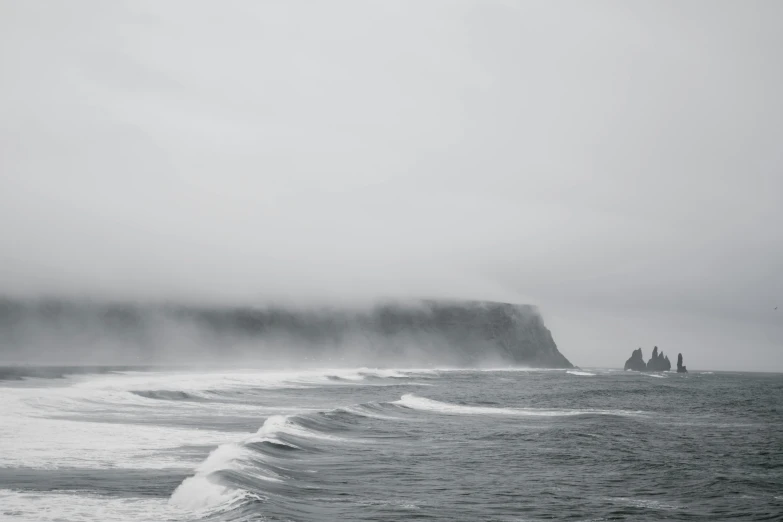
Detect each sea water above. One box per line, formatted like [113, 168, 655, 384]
[1, 367, 781, 521]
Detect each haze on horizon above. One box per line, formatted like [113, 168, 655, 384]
[1, 1, 781, 372]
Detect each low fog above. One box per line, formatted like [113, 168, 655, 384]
[1, 1, 781, 371]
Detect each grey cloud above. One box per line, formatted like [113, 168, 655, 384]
[1, 1, 781, 370]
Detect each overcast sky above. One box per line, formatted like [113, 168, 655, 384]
[1, 1, 781, 371]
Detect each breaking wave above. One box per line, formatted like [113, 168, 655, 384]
[169, 409, 368, 515]
[125, 369, 433, 403]
[393, 394, 644, 417]
[168, 391, 648, 518]
[566, 370, 596, 376]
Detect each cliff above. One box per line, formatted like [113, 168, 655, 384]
[0, 298, 573, 368]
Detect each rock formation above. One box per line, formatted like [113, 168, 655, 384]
[676, 353, 688, 373]
[624, 346, 680, 372]
[624, 348, 647, 371]
[646, 346, 671, 372]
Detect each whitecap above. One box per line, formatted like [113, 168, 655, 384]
[169, 474, 254, 512]
[393, 394, 643, 417]
[0, 488, 191, 522]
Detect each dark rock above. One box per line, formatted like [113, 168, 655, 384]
[624, 347, 647, 371]
[624, 346, 680, 372]
[677, 353, 688, 373]
[646, 345, 671, 372]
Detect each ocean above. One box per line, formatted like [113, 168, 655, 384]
[1, 366, 781, 521]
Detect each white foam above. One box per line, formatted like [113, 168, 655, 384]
[0, 389, 230, 470]
[169, 421, 296, 513]
[255, 414, 292, 438]
[398, 369, 439, 375]
[170, 413, 339, 512]
[194, 443, 250, 475]
[0, 489, 191, 522]
[341, 405, 411, 421]
[251, 413, 349, 442]
[0, 369, 328, 473]
[168, 443, 271, 513]
[0, 367, 410, 520]
[415, 367, 568, 373]
[168, 474, 252, 512]
[2, 366, 400, 473]
[171, 411, 354, 510]
[642, 373, 667, 378]
[67, 367, 416, 398]
[605, 496, 680, 510]
[394, 394, 643, 417]
[566, 370, 596, 376]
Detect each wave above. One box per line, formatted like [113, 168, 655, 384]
[170, 417, 302, 511]
[393, 394, 643, 417]
[169, 444, 268, 512]
[566, 370, 596, 376]
[0, 365, 139, 382]
[170, 393, 471, 516]
[130, 390, 206, 402]
[120, 368, 432, 404]
[169, 408, 369, 514]
[338, 403, 413, 421]
[165, 387, 645, 517]
[0, 488, 192, 522]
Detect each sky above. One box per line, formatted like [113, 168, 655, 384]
[1, 0, 782, 371]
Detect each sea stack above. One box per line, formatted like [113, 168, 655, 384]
[623, 346, 679, 372]
[624, 348, 647, 371]
[677, 353, 688, 373]
[646, 346, 672, 372]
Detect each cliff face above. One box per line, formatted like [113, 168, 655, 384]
[0, 298, 573, 368]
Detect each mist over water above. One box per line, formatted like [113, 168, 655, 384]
[0, 297, 571, 369]
[1, 2, 783, 519]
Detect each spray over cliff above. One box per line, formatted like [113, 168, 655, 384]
[0, 298, 573, 368]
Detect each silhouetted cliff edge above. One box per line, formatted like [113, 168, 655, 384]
[0, 298, 573, 368]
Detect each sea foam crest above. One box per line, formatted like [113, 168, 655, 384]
[170, 411, 350, 512]
[169, 443, 262, 512]
[394, 394, 643, 417]
[169, 415, 299, 512]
